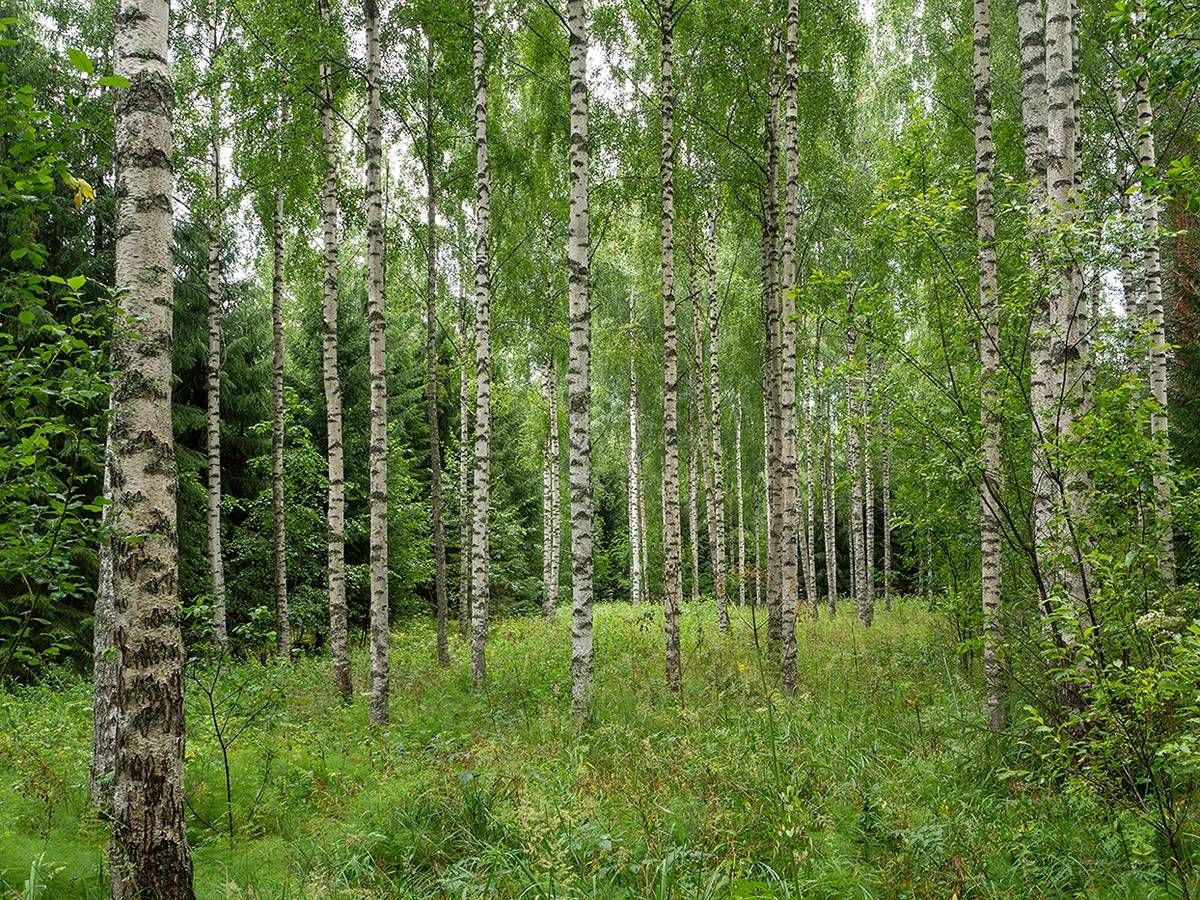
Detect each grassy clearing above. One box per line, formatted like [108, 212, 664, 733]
[0, 602, 1171, 897]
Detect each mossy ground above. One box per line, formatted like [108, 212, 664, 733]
[0, 602, 1170, 897]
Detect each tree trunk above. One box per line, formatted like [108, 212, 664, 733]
[974, 0, 1004, 730]
[1133, 3, 1175, 583]
[823, 391, 837, 615]
[735, 394, 746, 607]
[365, 0, 390, 725]
[1046, 0, 1089, 638]
[424, 42, 450, 668]
[863, 350, 875, 621]
[763, 45, 783, 653]
[320, 0, 351, 702]
[629, 348, 643, 605]
[659, 0, 682, 694]
[543, 366, 555, 615]
[271, 157, 290, 658]
[638, 452, 649, 596]
[803, 322, 818, 617]
[549, 358, 562, 615]
[566, 0, 595, 718]
[704, 210, 729, 630]
[457, 233, 472, 639]
[1018, 0, 1059, 640]
[847, 298, 868, 626]
[881, 401, 892, 612]
[470, 0, 493, 690]
[691, 245, 716, 599]
[109, 0, 194, 888]
[90, 408, 117, 810]
[688, 421, 701, 603]
[206, 9, 226, 648]
[779, 0, 802, 690]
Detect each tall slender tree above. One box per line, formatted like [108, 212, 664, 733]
[424, 39, 450, 668]
[847, 294, 868, 626]
[271, 137, 290, 658]
[320, 0, 351, 702]
[628, 320, 643, 605]
[735, 394, 746, 607]
[566, 0, 595, 717]
[762, 43, 783, 651]
[109, 0, 194, 888]
[457, 223, 472, 638]
[659, 0, 682, 694]
[863, 350, 875, 618]
[704, 209, 729, 630]
[1133, 1, 1175, 583]
[206, 5, 226, 647]
[974, 0, 1004, 731]
[779, 0, 802, 690]
[365, 0, 390, 726]
[470, 0, 494, 689]
[822, 390, 837, 615]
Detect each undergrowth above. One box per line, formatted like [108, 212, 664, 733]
[0, 602, 1174, 897]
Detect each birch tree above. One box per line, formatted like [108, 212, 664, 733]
[659, 0, 682, 694]
[704, 209, 729, 630]
[458, 229, 472, 639]
[566, 0, 595, 717]
[424, 40, 450, 668]
[109, 0, 194, 888]
[779, 0, 802, 690]
[628, 334, 643, 606]
[974, 0, 1004, 730]
[205, 7, 227, 648]
[1133, 2, 1175, 583]
[320, 0, 351, 702]
[271, 125, 290, 658]
[470, 0, 494, 688]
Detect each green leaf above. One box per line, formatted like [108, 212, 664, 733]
[66, 47, 93, 74]
[98, 74, 132, 89]
[66, 275, 86, 290]
[17, 309, 34, 325]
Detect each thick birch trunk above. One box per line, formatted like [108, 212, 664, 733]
[691, 247, 716, 598]
[543, 367, 555, 615]
[779, 0, 802, 690]
[470, 0, 493, 689]
[660, 0, 683, 694]
[974, 0, 1004, 730]
[365, 0, 390, 725]
[320, 0, 351, 702]
[424, 44, 450, 668]
[704, 210, 729, 630]
[566, 0, 595, 718]
[109, 0, 194, 888]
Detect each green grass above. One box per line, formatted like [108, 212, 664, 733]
[0, 601, 1172, 897]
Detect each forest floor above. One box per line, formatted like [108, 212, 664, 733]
[0, 601, 1173, 898]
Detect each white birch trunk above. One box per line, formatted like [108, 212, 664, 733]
[109, 0, 194, 887]
[1134, 3, 1175, 583]
[271, 178, 290, 658]
[365, 0, 390, 726]
[470, 0, 493, 688]
[457, 242, 472, 639]
[974, 0, 1004, 729]
[704, 210, 729, 630]
[660, 0, 682, 693]
[320, 0, 351, 702]
[206, 10, 225, 647]
[629, 357, 643, 605]
[823, 391, 838, 615]
[779, 0, 802, 690]
[566, 0, 595, 717]
[735, 394, 746, 607]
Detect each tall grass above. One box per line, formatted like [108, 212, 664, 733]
[0, 602, 1171, 897]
